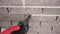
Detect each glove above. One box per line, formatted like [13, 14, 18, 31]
[1, 25, 20, 34]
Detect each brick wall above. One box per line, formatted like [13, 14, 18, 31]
[0, 0, 60, 34]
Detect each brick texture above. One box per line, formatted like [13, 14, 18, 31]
[9, 8, 42, 14]
[1, 0, 60, 34]
[0, 14, 11, 21]
[40, 21, 60, 34]
[29, 16, 56, 21]
[28, 22, 40, 33]
[0, 0, 22, 6]
[0, 7, 8, 14]
[43, 8, 60, 15]
[25, 0, 43, 6]
[10, 14, 24, 21]
[1, 21, 11, 27]
[25, 0, 60, 6]
[57, 16, 60, 21]
[43, 0, 60, 6]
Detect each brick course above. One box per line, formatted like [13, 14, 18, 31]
[0, 0, 60, 34]
[0, 0, 22, 6]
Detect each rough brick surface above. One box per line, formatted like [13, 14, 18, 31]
[0, 14, 11, 21]
[25, 8, 42, 14]
[1, 21, 11, 27]
[43, 0, 60, 6]
[27, 33, 37, 34]
[41, 21, 60, 27]
[0, 14, 25, 26]
[0, 0, 22, 6]
[28, 22, 40, 33]
[25, 0, 43, 6]
[25, 0, 60, 6]
[43, 8, 60, 15]
[0, 14, 25, 21]
[41, 21, 60, 34]
[0, 0, 60, 34]
[57, 16, 60, 21]
[52, 22, 60, 34]
[29, 22, 40, 28]
[39, 27, 51, 34]
[29, 22, 51, 34]
[11, 14, 25, 25]
[10, 14, 24, 21]
[0, 7, 7, 14]
[9, 8, 42, 14]
[29, 16, 56, 21]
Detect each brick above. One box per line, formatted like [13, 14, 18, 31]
[29, 16, 56, 21]
[41, 21, 60, 34]
[0, 7, 8, 14]
[57, 16, 60, 21]
[25, 8, 42, 14]
[27, 22, 40, 33]
[0, 14, 24, 21]
[52, 32, 60, 34]
[40, 21, 60, 33]
[43, 8, 60, 15]
[52, 23, 60, 33]
[43, 0, 60, 6]
[28, 22, 51, 34]
[39, 32, 51, 34]
[41, 21, 60, 27]
[41, 21, 54, 27]
[29, 22, 40, 28]
[27, 33, 37, 34]
[0, 21, 11, 27]
[10, 14, 24, 21]
[39, 26, 51, 33]
[11, 14, 25, 25]
[52, 26, 60, 34]
[25, 0, 43, 6]
[0, 14, 11, 21]
[8, 8, 25, 14]
[0, 0, 22, 6]
[53, 27, 60, 32]
[28, 27, 40, 33]
[9, 8, 42, 14]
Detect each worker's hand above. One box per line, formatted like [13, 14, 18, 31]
[1, 25, 20, 34]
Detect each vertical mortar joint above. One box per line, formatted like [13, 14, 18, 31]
[11, 20, 13, 25]
[37, 32, 39, 34]
[41, 8, 44, 13]
[39, 21, 41, 26]
[6, 7, 9, 13]
[55, 16, 58, 21]
[51, 26, 53, 32]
